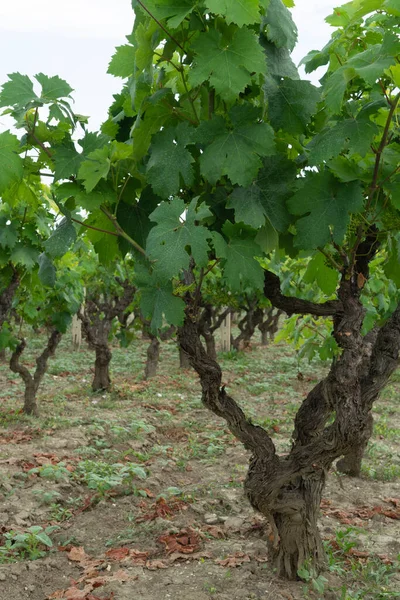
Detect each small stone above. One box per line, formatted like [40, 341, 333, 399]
[0, 573, 6, 581]
[204, 513, 219, 525]
[11, 574, 18, 581]
[0, 512, 9, 524]
[28, 563, 40, 571]
[27, 585, 35, 593]
[223, 516, 245, 531]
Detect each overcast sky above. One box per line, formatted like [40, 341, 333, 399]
[0, 0, 338, 131]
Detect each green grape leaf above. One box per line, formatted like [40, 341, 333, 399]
[204, 0, 261, 26]
[38, 253, 56, 287]
[131, 99, 173, 161]
[146, 197, 212, 279]
[189, 28, 266, 102]
[133, 0, 194, 27]
[51, 311, 72, 333]
[303, 253, 339, 295]
[44, 218, 77, 259]
[384, 0, 400, 15]
[228, 186, 266, 229]
[327, 156, 364, 182]
[136, 267, 185, 331]
[78, 132, 110, 156]
[0, 218, 18, 249]
[147, 124, 194, 197]
[35, 73, 73, 100]
[346, 34, 398, 86]
[323, 67, 352, 114]
[263, 0, 298, 51]
[10, 244, 40, 269]
[288, 171, 364, 249]
[308, 117, 378, 164]
[196, 113, 275, 187]
[222, 222, 264, 291]
[260, 37, 299, 79]
[384, 241, 400, 286]
[229, 155, 295, 231]
[78, 146, 111, 192]
[53, 144, 83, 182]
[107, 45, 136, 78]
[0, 73, 38, 107]
[0, 131, 23, 193]
[266, 78, 320, 134]
[94, 236, 119, 265]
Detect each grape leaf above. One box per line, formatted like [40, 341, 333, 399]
[228, 186, 266, 229]
[260, 37, 299, 79]
[0, 218, 18, 249]
[266, 78, 320, 134]
[147, 123, 194, 197]
[303, 253, 339, 295]
[133, 0, 194, 27]
[345, 34, 398, 86]
[146, 197, 212, 279]
[287, 171, 364, 249]
[10, 244, 39, 269]
[53, 144, 83, 182]
[35, 73, 73, 100]
[38, 253, 56, 287]
[136, 267, 185, 331]
[107, 45, 136, 78]
[204, 0, 261, 26]
[78, 146, 111, 192]
[384, 0, 400, 15]
[189, 28, 266, 102]
[322, 67, 352, 114]
[196, 112, 275, 187]
[307, 116, 378, 164]
[0, 131, 24, 193]
[44, 218, 77, 259]
[263, 0, 298, 51]
[228, 155, 295, 231]
[0, 73, 38, 107]
[222, 222, 264, 291]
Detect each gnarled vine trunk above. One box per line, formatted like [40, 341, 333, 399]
[231, 300, 264, 351]
[258, 307, 283, 346]
[9, 330, 62, 416]
[92, 345, 112, 391]
[179, 246, 400, 578]
[143, 324, 175, 380]
[79, 279, 135, 392]
[198, 304, 232, 360]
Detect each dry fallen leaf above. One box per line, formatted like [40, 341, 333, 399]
[215, 552, 251, 567]
[158, 528, 201, 554]
[145, 559, 169, 570]
[105, 547, 130, 561]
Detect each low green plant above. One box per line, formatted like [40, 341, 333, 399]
[75, 460, 147, 496]
[32, 489, 62, 505]
[0, 525, 59, 562]
[29, 462, 72, 482]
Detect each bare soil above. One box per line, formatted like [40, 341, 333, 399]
[0, 335, 399, 599]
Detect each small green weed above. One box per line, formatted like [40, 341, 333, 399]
[0, 525, 59, 562]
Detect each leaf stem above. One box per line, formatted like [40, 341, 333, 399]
[135, 0, 185, 52]
[100, 207, 147, 256]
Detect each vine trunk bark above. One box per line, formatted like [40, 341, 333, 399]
[9, 330, 62, 416]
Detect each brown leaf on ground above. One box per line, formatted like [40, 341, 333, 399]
[201, 525, 226, 538]
[105, 547, 130, 561]
[145, 559, 169, 570]
[137, 497, 188, 522]
[88, 569, 133, 586]
[169, 551, 212, 563]
[129, 549, 150, 565]
[158, 528, 201, 554]
[384, 497, 400, 507]
[67, 546, 92, 565]
[0, 430, 33, 444]
[215, 552, 251, 567]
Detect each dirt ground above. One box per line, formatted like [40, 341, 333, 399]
[0, 334, 399, 600]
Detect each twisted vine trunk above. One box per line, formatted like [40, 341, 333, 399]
[198, 304, 232, 360]
[143, 324, 175, 379]
[259, 307, 283, 346]
[231, 301, 264, 351]
[179, 250, 400, 578]
[9, 330, 62, 416]
[79, 279, 135, 392]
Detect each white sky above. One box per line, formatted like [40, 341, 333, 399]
[0, 0, 339, 131]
